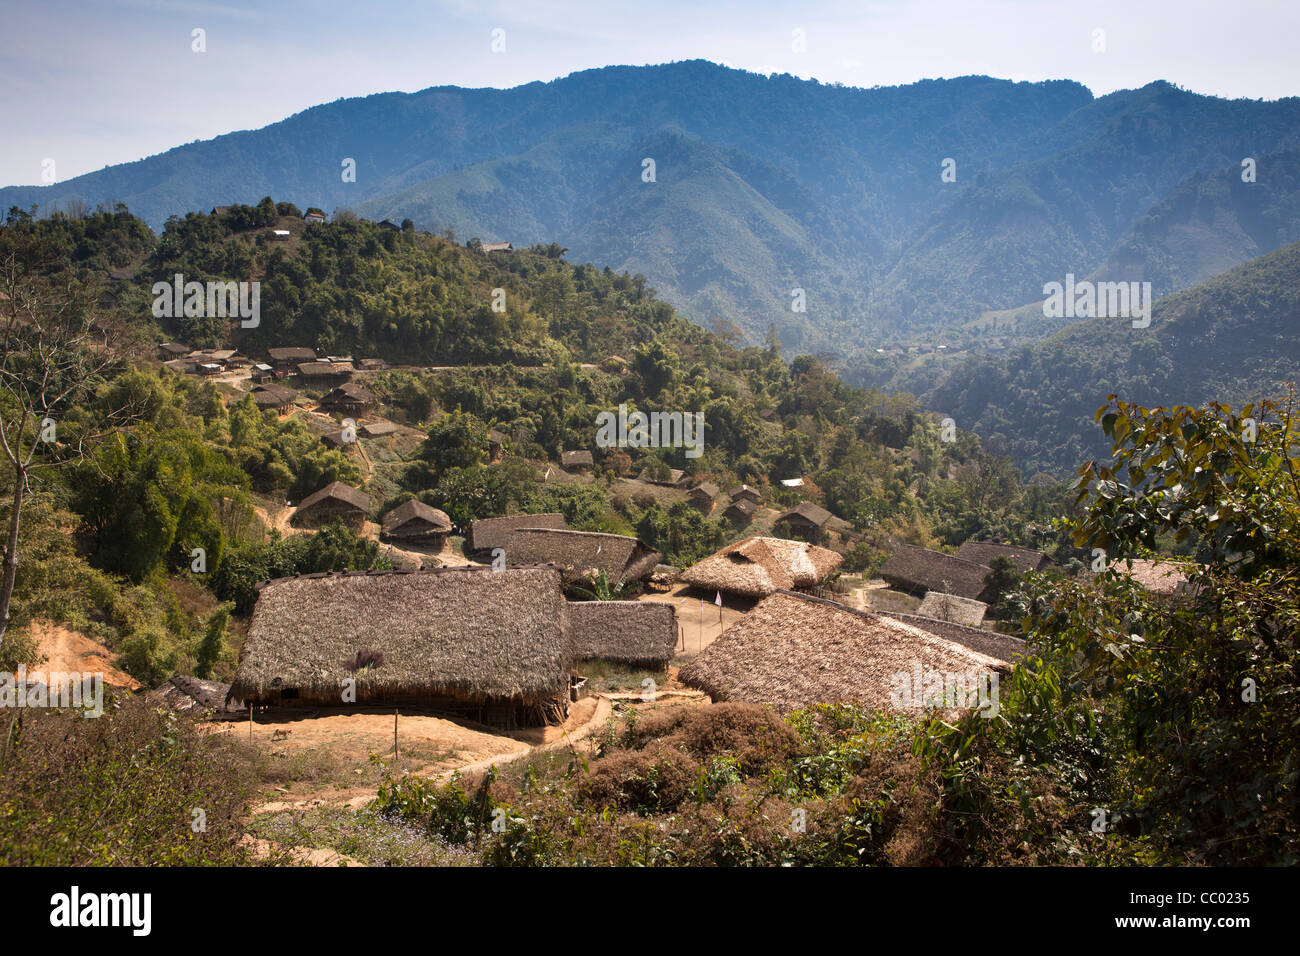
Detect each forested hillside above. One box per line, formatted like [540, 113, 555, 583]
[929, 240, 1300, 477]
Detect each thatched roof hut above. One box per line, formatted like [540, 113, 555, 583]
[915, 591, 988, 627]
[229, 567, 573, 726]
[504, 528, 661, 585]
[320, 382, 375, 413]
[955, 541, 1050, 575]
[775, 501, 836, 540]
[678, 591, 1009, 713]
[469, 513, 567, 553]
[251, 383, 296, 410]
[561, 449, 594, 470]
[295, 481, 370, 525]
[680, 536, 842, 598]
[689, 482, 719, 503]
[567, 600, 678, 666]
[726, 484, 761, 504]
[722, 497, 758, 524]
[381, 500, 452, 542]
[878, 544, 992, 600]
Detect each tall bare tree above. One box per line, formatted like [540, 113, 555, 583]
[0, 253, 138, 649]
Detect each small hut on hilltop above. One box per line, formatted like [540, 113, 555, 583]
[774, 501, 835, 541]
[381, 500, 452, 548]
[878, 544, 992, 600]
[688, 482, 719, 513]
[503, 528, 661, 586]
[228, 566, 573, 726]
[468, 513, 568, 555]
[681, 536, 842, 599]
[294, 481, 370, 528]
[560, 449, 594, 472]
[567, 600, 678, 667]
[678, 591, 1009, 714]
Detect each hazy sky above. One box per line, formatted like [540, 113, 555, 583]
[2, 0, 1297, 185]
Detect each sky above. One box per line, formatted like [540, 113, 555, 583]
[2, 0, 1297, 186]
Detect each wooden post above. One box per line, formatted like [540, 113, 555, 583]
[393, 709, 398, 759]
[249, 703, 253, 741]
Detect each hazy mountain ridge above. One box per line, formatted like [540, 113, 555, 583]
[4, 61, 1300, 360]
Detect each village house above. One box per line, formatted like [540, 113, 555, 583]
[157, 342, 189, 360]
[726, 484, 762, 505]
[878, 610, 1026, 663]
[380, 500, 453, 549]
[468, 513, 569, 556]
[378, 219, 402, 232]
[227, 566, 573, 727]
[249, 363, 275, 383]
[679, 591, 1009, 713]
[722, 496, 758, 526]
[878, 544, 993, 601]
[1103, 557, 1196, 600]
[267, 347, 317, 370]
[955, 541, 1051, 575]
[502, 528, 661, 587]
[774, 501, 835, 542]
[480, 241, 513, 252]
[567, 600, 679, 668]
[297, 361, 355, 385]
[688, 482, 719, 513]
[271, 229, 291, 241]
[250, 383, 296, 412]
[681, 536, 843, 599]
[560, 449, 594, 472]
[488, 428, 507, 462]
[293, 480, 370, 529]
[319, 381, 375, 415]
[360, 420, 401, 438]
[303, 211, 327, 224]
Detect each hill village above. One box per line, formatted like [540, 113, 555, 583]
[123, 325, 1188, 741]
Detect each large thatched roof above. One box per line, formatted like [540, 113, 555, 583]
[503, 528, 661, 584]
[678, 591, 1008, 713]
[297, 480, 370, 515]
[878, 544, 991, 600]
[381, 499, 452, 537]
[955, 541, 1050, 575]
[915, 591, 988, 627]
[680, 536, 842, 598]
[567, 600, 679, 665]
[469, 513, 567, 552]
[230, 567, 571, 704]
[878, 611, 1025, 663]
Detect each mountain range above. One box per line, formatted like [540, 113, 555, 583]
[5, 60, 1300, 362]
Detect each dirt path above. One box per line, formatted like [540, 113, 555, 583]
[23, 620, 140, 690]
[638, 585, 751, 656]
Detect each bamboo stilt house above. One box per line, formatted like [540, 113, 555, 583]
[228, 566, 573, 727]
[678, 591, 1009, 714]
[680, 536, 843, 598]
[567, 600, 679, 667]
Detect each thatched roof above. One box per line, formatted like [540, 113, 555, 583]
[776, 501, 833, 528]
[955, 541, 1050, 575]
[1106, 557, 1193, 597]
[878, 612, 1025, 663]
[298, 361, 354, 377]
[361, 420, 400, 437]
[250, 383, 296, 408]
[469, 513, 567, 553]
[149, 675, 242, 715]
[680, 536, 843, 598]
[503, 528, 661, 584]
[297, 481, 370, 515]
[878, 544, 991, 600]
[230, 567, 571, 705]
[723, 498, 758, 521]
[727, 484, 761, 502]
[689, 482, 719, 501]
[268, 347, 316, 362]
[915, 591, 988, 627]
[321, 382, 375, 406]
[567, 600, 678, 665]
[561, 449, 594, 468]
[381, 500, 452, 537]
[678, 591, 1008, 713]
